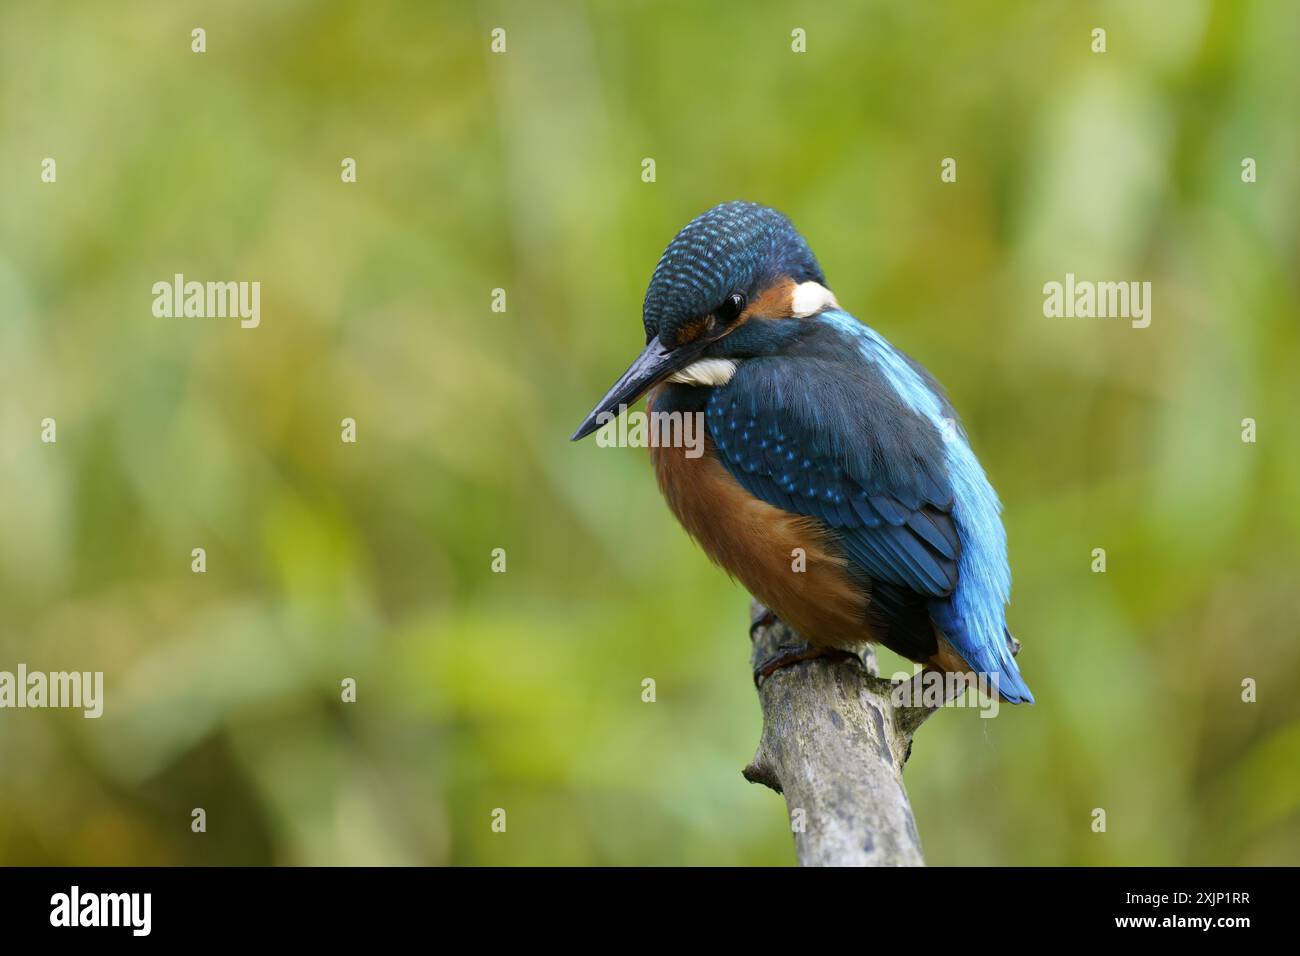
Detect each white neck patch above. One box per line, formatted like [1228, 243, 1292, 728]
[791, 281, 839, 318]
[667, 358, 738, 387]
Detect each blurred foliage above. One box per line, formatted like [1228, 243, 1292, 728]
[1, 0, 1298, 866]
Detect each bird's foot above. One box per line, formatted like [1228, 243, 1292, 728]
[753, 643, 858, 687]
[750, 600, 868, 684]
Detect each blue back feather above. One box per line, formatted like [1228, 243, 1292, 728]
[818, 310, 1033, 703]
[708, 309, 1034, 703]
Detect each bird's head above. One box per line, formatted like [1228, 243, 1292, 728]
[572, 201, 837, 441]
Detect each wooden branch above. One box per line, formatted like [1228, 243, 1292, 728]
[743, 600, 943, 867]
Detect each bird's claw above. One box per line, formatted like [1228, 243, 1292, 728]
[753, 643, 857, 687]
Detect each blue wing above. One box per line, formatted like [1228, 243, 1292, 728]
[707, 356, 958, 656]
[707, 346, 1033, 703]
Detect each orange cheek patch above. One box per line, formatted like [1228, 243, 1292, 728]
[670, 316, 712, 346]
[740, 277, 797, 322]
[666, 277, 799, 349]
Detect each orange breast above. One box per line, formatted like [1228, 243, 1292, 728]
[648, 402, 872, 651]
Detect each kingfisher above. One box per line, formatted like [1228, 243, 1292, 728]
[571, 201, 1033, 703]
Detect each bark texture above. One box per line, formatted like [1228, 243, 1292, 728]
[743, 600, 942, 867]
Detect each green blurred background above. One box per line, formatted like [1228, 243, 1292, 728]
[1, 0, 1297, 865]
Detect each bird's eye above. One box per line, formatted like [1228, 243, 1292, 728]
[716, 292, 746, 324]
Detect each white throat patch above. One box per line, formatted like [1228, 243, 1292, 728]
[667, 358, 738, 387]
[791, 281, 839, 318]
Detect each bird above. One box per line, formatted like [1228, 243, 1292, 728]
[571, 201, 1033, 703]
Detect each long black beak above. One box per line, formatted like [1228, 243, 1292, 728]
[570, 335, 703, 441]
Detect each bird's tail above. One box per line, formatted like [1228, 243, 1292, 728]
[929, 602, 1035, 704]
[987, 631, 1034, 704]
